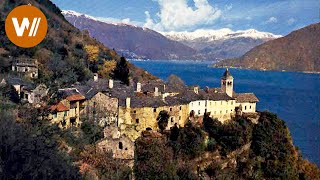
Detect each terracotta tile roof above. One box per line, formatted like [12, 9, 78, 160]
[235, 93, 259, 103]
[50, 102, 69, 112]
[66, 94, 85, 101]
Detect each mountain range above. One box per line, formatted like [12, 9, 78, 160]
[215, 22, 320, 73]
[62, 10, 281, 61]
[162, 29, 281, 60]
[62, 10, 196, 60]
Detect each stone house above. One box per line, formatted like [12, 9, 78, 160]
[1, 78, 49, 106]
[81, 88, 118, 126]
[12, 58, 38, 79]
[97, 126, 134, 160]
[48, 88, 86, 128]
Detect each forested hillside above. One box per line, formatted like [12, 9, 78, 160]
[0, 0, 156, 87]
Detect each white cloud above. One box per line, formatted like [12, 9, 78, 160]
[287, 18, 296, 25]
[144, 0, 221, 32]
[265, 16, 278, 24]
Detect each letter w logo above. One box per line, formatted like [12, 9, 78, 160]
[12, 18, 41, 37]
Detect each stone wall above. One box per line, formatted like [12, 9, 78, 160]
[118, 104, 189, 141]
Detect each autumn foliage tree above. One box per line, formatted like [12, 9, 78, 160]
[84, 45, 99, 62]
[84, 45, 100, 72]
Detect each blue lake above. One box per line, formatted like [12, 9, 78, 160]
[130, 60, 320, 166]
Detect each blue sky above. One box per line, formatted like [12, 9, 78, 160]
[51, 0, 319, 35]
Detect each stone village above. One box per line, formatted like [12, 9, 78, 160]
[0, 58, 259, 162]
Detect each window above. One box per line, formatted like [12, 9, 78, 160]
[179, 106, 182, 110]
[171, 117, 174, 123]
[245, 106, 247, 110]
[220, 111, 222, 114]
[119, 142, 123, 150]
[199, 102, 201, 106]
[221, 101, 223, 105]
[154, 108, 157, 112]
[70, 118, 76, 126]
[231, 109, 233, 112]
[136, 119, 139, 124]
[231, 101, 234, 105]
[198, 110, 200, 115]
[250, 106, 252, 109]
[25, 94, 28, 99]
[64, 111, 68, 117]
[210, 102, 212, 106]
[170, 108, 172, 111]
[53, 113, 57, 118]
[61, 120, 66, 127]
[133, 110, 136, 114]
[226, 110, 228, 113]
[179, 116, 181, 120]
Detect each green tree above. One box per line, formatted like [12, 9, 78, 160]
[251, 112, 299, 179]
[112, 57, 130, 85]
[178, 123, 206, 158]
[134, 135, 177, 180]
[0, 109, 80, 180]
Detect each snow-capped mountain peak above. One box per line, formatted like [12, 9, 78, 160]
[162, 29, 282, 42]
[62, 10, 142, 29]
[62, 10, 97, 21]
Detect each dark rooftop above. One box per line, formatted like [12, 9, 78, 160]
[222, 68, 233, 80]
[235, 93, 259, 103]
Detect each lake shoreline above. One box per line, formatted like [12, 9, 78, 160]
[212, 65, 320, 75]
[129, 59, 320, 75]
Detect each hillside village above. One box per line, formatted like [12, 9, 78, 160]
[1, 0, 320, 179]
[0, 57, 259, 161]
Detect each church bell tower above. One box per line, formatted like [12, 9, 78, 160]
[221, 68, 234, 97]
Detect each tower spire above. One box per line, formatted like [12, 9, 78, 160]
[221, 68, 234, 97]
